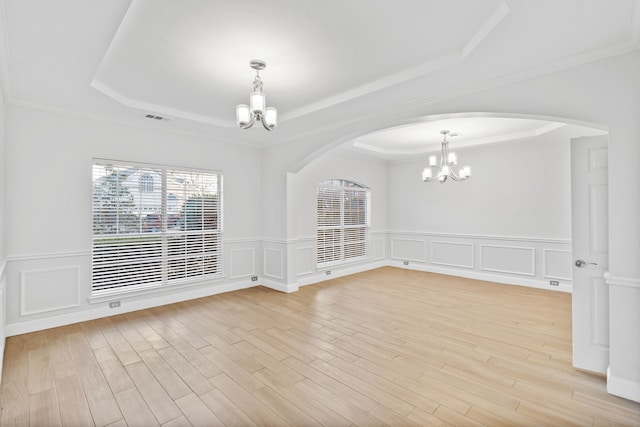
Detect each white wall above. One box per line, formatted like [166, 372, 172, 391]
[388, 131, 571, 237]
[385, 129, 573, 290]
[0, 79, 7, 382]
[3, 105, 263, 335]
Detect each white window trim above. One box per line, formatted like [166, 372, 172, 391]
[317, 179, 370, 267]
[91, 158, 223, 297]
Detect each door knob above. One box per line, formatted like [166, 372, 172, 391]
[575, 259, 598, 268]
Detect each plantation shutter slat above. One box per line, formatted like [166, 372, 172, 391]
[92, 160, 223, 295]
[317, 180, 369, 266]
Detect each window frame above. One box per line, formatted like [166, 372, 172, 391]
[316, 179, 370, 268]
[91, 159, 223, 298]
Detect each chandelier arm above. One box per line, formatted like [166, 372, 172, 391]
[259, 113, 273, 131]
[240, 113, 257, 129]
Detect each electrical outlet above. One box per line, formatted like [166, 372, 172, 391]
[109, 301, 121, 309]
[403, 261, 409, 266]
[549, 280, 559, 286]
[326, 270, 331, 275]
[251, 276, 258, 282]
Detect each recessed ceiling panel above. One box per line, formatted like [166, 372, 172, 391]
[91, 0, 508, 126]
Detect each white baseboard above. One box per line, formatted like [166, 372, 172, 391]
[4, 279, 256, 337]
[297, 260, 388, 287]
[387, 260, 572, 293]
[607, 367, 640, 403]
[261, 279, 299, 293]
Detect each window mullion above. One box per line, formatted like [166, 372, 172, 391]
[340, 186, 345, 261]
[161, 169, 168, 284]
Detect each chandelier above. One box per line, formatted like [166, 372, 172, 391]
[422, 130, 471, 183]
[236, 60, 277, 131]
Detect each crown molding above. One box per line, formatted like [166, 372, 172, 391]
[7, 99, 260, 149]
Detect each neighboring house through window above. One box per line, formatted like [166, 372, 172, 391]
[92, 159, 223, 295]
[317, 179, 370, 266]
[139, 173, 154, 192]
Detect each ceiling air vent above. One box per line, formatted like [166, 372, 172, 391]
[145, 113, 169, 121]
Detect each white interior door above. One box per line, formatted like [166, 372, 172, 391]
[571, 135, 609, 374]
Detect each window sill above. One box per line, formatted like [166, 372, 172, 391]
[88, 274, 226, 304]
[317, 255, 370, 270]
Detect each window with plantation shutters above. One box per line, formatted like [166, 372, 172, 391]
[317, 179, 370, 266]
[92, 160, 222, 296]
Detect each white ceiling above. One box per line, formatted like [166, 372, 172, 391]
[0, 0, 638, 155]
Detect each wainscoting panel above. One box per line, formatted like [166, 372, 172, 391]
[373, 238, 386, 260]
[388, 231, 571, 291]
[264, 248, 284, 280]
[296, 246, 315, 276]
[229, 248, 255, 279]
[20, 266, 80, 316]
[431, 241, 474, 269]
[391, 238, 426, 262]
[480, 245, 536, 276]
[543, 249, 572, 280]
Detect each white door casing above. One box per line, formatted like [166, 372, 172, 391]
[571, 135, 609, 374]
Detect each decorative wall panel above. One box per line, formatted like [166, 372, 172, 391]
[229, 248, 255, 279]
[20, 266, 80, 315]
[480, 245, 535, 276]
[431, 241, 474, 268]
[391, 238, 426, 262]
[264, 248, 284, 279]
[543, 249, 572, 280]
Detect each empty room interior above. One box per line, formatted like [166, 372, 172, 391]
[1, 0, 640, 425]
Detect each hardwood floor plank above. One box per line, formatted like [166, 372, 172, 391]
[104, 330, 141, 366]
[161, 415, 192, 427]
[251, 369, 352, 427]
[157, 346, 215, 396]
[281, 355, 378, 412]
[199, 345, 264, 392]
[77, 363, 123, 427]
[173, 341, 222, 379]
[29, 388, 62, 427]
[235, 341, 305, 386]
[138, 349, 192, 400]
[209, 373, 288, 426]
[296, 378, 389, 427]
[114, 387, 160, 427]
[369, 404, 422, 427]
[55, 374, 95, 427]
[93, 345, 135, 394]
[251, 386, 322, 427]
[200, 388, 259, 427]
[309, 358, 415, 415]
[125, 360, 183, 424]
[27, 347, 54, 395]
[174, 393, 224, 427]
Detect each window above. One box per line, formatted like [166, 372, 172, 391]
[317, 179, 370, 266]
[92, 160, 223, 296]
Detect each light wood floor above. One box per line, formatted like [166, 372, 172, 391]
[1, 267, 639, 426]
